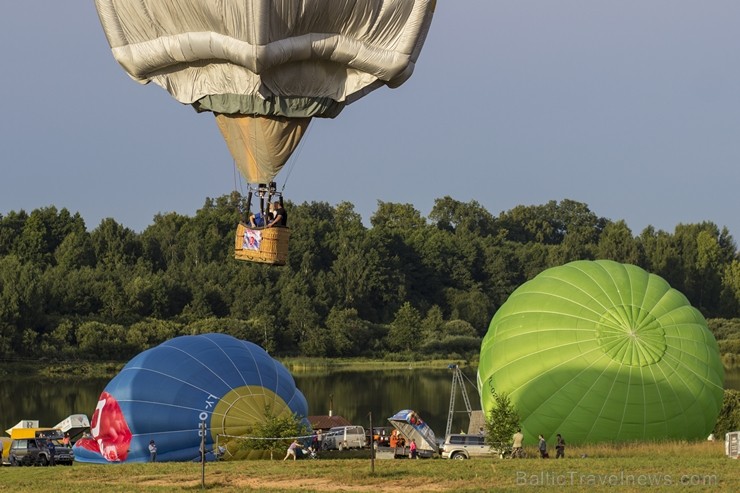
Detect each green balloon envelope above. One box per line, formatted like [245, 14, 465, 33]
[478, 260, 724, 444]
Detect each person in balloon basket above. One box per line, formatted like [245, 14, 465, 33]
[284, 439, 299, 461]
[512, 429, 524, 457]
[538, 434, 548, 458]
[267, 201, 288, 228]
[149, 440, 157, 462]
[555, 433, 565, 458]
[249, 202, 275, 228]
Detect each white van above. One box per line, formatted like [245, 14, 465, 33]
[321, 426, 366, 451]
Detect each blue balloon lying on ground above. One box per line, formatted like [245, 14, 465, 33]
[74, 333, 309, 463]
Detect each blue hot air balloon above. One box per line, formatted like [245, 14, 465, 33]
[74, 333, 309, 463]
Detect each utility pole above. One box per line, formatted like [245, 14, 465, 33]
[200, 420, 206, 490]
[369, 411, 375, 473]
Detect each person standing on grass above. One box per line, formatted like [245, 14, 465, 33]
[47, 439, 56, 466]
[538, 434, 548, 458]
[512, 429, 524, 458]
[149, 440, 157, 462]
[555, 433, 565, 458]
[284, 440, 299, 461]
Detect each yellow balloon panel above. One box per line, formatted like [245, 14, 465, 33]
[211, 385, 294, 440]
[215, 114, 310, 184]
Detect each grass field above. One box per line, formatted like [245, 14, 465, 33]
[0, 441, 735, 492]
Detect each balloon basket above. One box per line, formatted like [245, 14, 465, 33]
[234, 223, 290, 266]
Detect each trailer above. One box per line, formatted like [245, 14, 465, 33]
[388, 410, 439, 457]
[53, 414, 90, 441]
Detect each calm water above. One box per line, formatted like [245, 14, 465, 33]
[2, 367, 738, 439]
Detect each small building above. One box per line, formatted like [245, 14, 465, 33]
[307, 415, 352, 432]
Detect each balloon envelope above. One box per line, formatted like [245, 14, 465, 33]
[94, 0, 436, 183]
[478, 260, 724, 444]
[74, 333, 309, 463]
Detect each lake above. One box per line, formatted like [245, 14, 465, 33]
[2, 367, 738, 439]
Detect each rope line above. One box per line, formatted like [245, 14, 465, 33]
[217, 433, 315, 441]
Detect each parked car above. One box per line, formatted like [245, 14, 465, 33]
[9, 436, 74, 466]
[440, 433, 497, 460]
[321, 426, 366, 451]
[366, 427, 393, 447]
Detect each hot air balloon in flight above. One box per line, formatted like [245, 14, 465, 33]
[478, 260, 724, 444]
[74, 333, 309, 463]
[93, 0, 436, 264]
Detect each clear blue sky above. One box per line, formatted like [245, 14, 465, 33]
[2, 1, 740, 240]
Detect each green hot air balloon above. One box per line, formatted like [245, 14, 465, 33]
[478, 260, 724, 444]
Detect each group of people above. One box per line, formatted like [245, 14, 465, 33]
[284, 429, 325, 460]
[512, 429, 565, 458]
[248, 201, 288, 229]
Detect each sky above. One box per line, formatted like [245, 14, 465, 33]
[2, 1, 740, 240]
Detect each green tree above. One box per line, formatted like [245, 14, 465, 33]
[126, 318, 183, 352]
[446, 287, 492, 335]
[40, 319, 76, 356]
[76, 321, 129, 359]
[140, 212, 189, 270]
[638, 226, 682, 287]
[298, 326, 331, 357]
[325, 307, 371, 357]
[596, 220, 641, 264]
[387, 302, 422, 352]
[694, 229, 724, 315]
[284, 200, 336, 273]
[180, 194, 241, 266]
[421, 305, 445, 342]
[54, 230, 95, 269]
[429, 196, 498, 236]
[484, 392, 521, 452]
[713, 389, 740, 438]
[90, 218, 142, 269]
[14, 206, 86, 266]
[0, 255, 46, 355]
[720, 261, 740, 317]
[0, 210, 28, 256]
[242, 406, 310, 460]
[498, 203, 559, 244]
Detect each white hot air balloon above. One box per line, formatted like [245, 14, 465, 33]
[94, 0, 436, 264]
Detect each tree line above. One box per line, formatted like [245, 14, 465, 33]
[2, 193, 740, 362]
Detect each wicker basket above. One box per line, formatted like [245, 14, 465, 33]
[234, 223, 290, 266]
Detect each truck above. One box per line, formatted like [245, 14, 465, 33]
[4, 428, 75, 466]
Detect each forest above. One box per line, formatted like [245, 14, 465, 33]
[1, 193, 740, 362]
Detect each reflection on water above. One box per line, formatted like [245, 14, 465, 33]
[293, 368, 481, 436]
[0, 377, 110, 430]
[2, 367, 738, 439]
[724, 369, 740, 392]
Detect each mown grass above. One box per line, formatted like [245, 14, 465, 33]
[1, 441, 735, 492]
